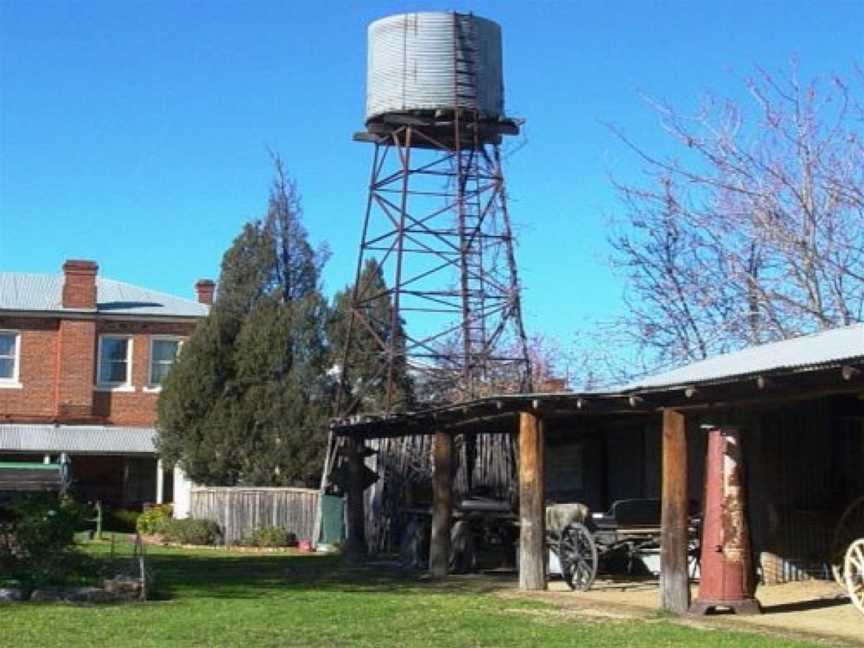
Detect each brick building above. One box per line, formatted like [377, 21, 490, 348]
[0, 260, 213, 510]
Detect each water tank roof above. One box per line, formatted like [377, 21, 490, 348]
[365, 12, 506, 123]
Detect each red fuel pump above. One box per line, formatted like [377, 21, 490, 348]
[691, 427, 762, 615]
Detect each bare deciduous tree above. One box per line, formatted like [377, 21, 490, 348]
[597, 64, 864, 378]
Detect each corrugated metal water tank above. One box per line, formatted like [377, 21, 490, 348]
[366, 12, 505, 122]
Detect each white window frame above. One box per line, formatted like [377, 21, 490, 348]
[96, 335, 134, 392]
[145, 336, 183, 392]
[0, 330, 22, 389]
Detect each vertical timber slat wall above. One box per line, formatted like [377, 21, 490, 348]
[519, 410, 546, 590]
[429, 431, 454, 577]
[660, 408, 690, 613]
[189, 487, 319, 545]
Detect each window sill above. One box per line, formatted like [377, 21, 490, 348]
[0, 381, 22, 390]
[143, 385, 163, 393]
[94, 384, 136, 393]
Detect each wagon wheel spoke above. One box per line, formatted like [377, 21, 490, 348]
[831, 497, 864, 586]
[558, 522, 598, 592]
[844, 539, 864, 616]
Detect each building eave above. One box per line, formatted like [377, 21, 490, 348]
[0, 309, 205, 324]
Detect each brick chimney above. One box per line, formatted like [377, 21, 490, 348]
[195, 279, 215, 305]
[57, 259, 98, 420]
[62, 260, 98, 310]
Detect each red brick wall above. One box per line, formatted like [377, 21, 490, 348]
[57, 319, 96, 419]
[93, 320, 197, 425]
[61, 260, 98, 310]
[0, 315, 199, 426]
[0, 318, 58, 419]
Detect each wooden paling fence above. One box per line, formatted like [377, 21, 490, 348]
[189, 486, 319, 545]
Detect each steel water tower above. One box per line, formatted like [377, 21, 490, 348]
[338, 11, 531, 414]
[323, 12, 532, 553]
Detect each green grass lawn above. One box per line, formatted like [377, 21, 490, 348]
[1, 537, 823, 647]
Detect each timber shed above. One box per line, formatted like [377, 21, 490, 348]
[332, 323, 864, 613]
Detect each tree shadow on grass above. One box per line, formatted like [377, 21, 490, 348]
[144, 550, 521, 601]
[145, 552, 432, 601]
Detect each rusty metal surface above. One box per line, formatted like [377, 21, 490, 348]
[337, 120, 531, 413]
[693, 427, 761, 613]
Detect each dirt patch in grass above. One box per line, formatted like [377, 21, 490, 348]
[500, 577, 863, 647]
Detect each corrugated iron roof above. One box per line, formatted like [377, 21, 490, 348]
[0, 424, 157, 454]
[620, 323, 864, 391]
[332, 323, 864, 437]
[0, 272, 209, 318]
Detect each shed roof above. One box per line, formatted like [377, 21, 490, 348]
[0, 272, 209, 319]
[332, 323, 864, 437]
[0, 424, 157, 454]
[620, 323, 864, 391]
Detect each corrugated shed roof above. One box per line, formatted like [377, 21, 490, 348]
[0, 272, 209, 318]
[621, 323, 864, 391]
[0, 424, 157, 454]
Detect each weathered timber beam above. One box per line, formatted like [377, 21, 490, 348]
[345, 438, 368, 563]
[660, 381, 864, 412]
[429, 430, 453, 578]
[518, 410, 546, 591]
[660, 409, 690, 614]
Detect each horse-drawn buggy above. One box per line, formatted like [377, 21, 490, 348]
[546, 498, 701, 591]
[400, 495, 701, 590]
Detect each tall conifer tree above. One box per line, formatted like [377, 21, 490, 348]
[157, 158, 331, 486]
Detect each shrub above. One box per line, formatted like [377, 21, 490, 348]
[111, 508, 141, 532]
[241, 526, 297, 548]
[162, 518, 220, 545]
[0, 493, 98, 588]
[136, 504, 173, 536]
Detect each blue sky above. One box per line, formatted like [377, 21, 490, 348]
[1, 1, 861, 345]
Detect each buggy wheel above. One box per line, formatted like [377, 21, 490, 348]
[831, 497, 864, 586]
[558, 522, 598, 591]
[845, 538, 864, 616]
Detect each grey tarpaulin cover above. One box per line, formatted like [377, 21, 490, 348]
[545, 503, 589, 539]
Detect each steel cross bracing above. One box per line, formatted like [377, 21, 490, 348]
[314, 12, 531, 551]
[336, 118, 532, 417]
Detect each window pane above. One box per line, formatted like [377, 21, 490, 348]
[152, 340, 179, 363]
[0, 358, 13, 379]
[100, 338, 128, 362]
[151, 362, 171, 385]
[104, 361, 127, 383]
[0, 334, 14, 357]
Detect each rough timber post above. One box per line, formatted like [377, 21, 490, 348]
[660, 409, 690, 613]
[156, 459, 165, 505]
[429, 430, 454, 577]
[345, 437, 367, 562]
[519, 410, 546, 590]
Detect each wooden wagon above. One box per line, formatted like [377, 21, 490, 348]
[547, 498, 701, 591]
[833, 497, 864, 616]
[398, 497, 519, 572]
